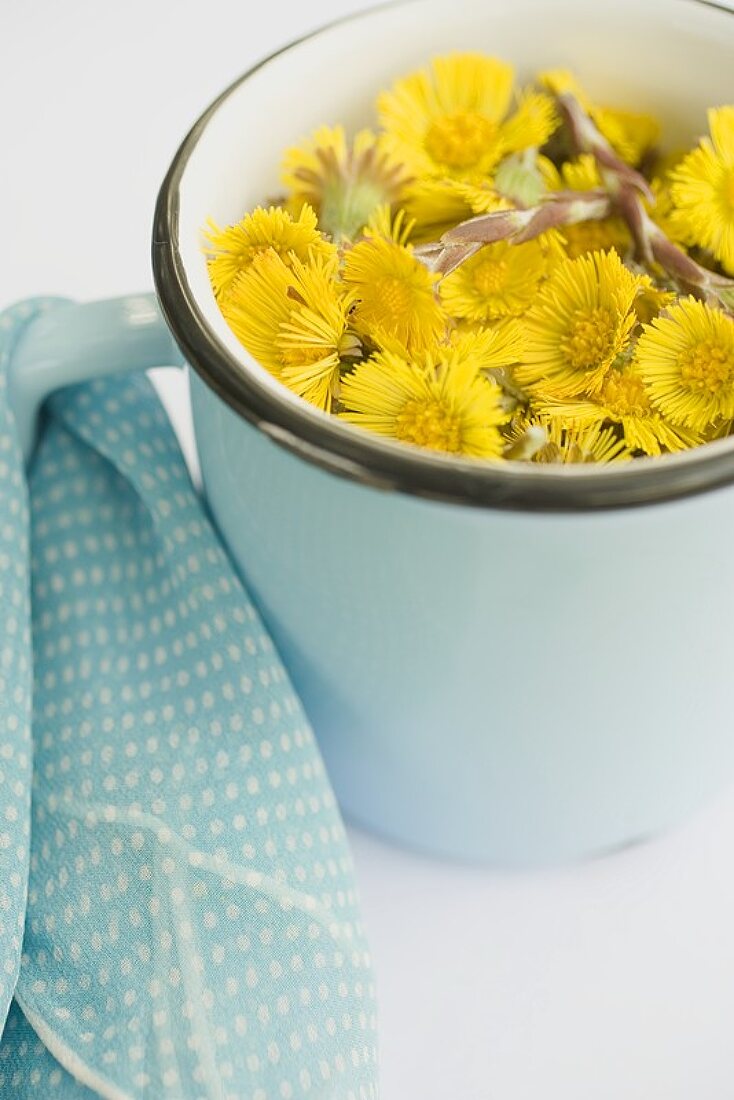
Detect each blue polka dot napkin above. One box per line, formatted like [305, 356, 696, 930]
[0, 300, 378, 1099]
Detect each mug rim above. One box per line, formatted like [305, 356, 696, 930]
[152, 0, 734, 513]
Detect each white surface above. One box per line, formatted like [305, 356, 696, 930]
[3, 1, 734, 1096]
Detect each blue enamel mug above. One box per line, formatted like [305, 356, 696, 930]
[10, 0, 734, 865]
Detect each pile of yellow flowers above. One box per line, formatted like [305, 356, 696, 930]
[205, 54, 734, 465]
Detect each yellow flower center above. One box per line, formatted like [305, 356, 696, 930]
[599, 371, 650, 417]
[395, 398, 461, 452]
[561, 307, 617, 371]
[471, 257, 509, 296]
[424, 112, 497, 171]
[679, 340, 734, 394]
[375, 276, 416, 319]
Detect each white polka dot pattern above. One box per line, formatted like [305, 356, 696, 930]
[0, 301, 378, 1099]
[0, 302, 46, 1038]
[1, 1001, 96, 1098]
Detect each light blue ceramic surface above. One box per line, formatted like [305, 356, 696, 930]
[191, 369, 734, 864]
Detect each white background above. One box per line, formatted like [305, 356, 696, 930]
[4, 2, 734, 1097]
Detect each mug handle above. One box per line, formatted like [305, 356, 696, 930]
[8, 293, 184, 463]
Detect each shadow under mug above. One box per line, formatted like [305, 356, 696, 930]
[10, 0, 734, 865]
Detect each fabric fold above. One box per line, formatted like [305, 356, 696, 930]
[0, 301, 60, 1037]
[0, 300, 378, 1099]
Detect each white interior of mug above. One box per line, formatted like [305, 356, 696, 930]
[174, 0, 734, 461]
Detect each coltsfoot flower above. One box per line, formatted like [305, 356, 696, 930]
[282, 125, 410, 240]
[670, 106, 734, 274]
[507, 417, 632, 463]
[439, 237, 554, 322]
[223, 250, 358, 413]
[378, 53, 557, 182]
[534, 364, 699, 456]
[448, 323, 525, 374]
[634, 297, 734, 431]
[402, 178, 485, 243]
[339, 338, 509, 458]
[204, 204, 334, 305]
[342, 234, 446, 353]
[515, 250, 646, 399]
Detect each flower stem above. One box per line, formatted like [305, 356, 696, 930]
[558, 90, 734, 311]
[415, 88, 734, 312]
[555, 92, 654, 202]
[414, 190, 612, 276]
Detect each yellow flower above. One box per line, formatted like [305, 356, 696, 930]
[507, 417, 632, 463]
[515, 250, 646, 399]
[634, 296, 734, 431]
[204, 204, 333, 305]
[533, 364, 698, 456]
[450, 322, 526, 411]
[643, 149, 690, 246]
[439, 237, 552, 322]
[455, 178, 513, 215]
[595, 108, 660, 168]
[497, 91, 559, 158]
[669, 106, 734, 274]
[540, 155, 631, 259]
[538, 153, 598, 193]
[222, 250, 357, 413]
[562, 219, 632, 261]
[339, 342, 508, 459]
[647, 175, 686, 248]
[449, 322, 525, 372]
[378, 53, 557, 182]
[342, 235, 446, 352]
[282, 125, 410, 241]
[363, 204, 414, 245]
[539, 69, 660, 165]
[401, 168, 528, 244]
[401, 178, 476, 243]
[632, 281, 675, 326]
[649, 147, 690, 180]
[702, 418, 734, 442]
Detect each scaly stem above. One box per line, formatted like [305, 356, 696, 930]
[559, 90, 734, 310]
[414, 190, 612, 276]
[624, 190, 734, 309]
[556, 92, 653, 202]
[415, 89, 734, 312]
